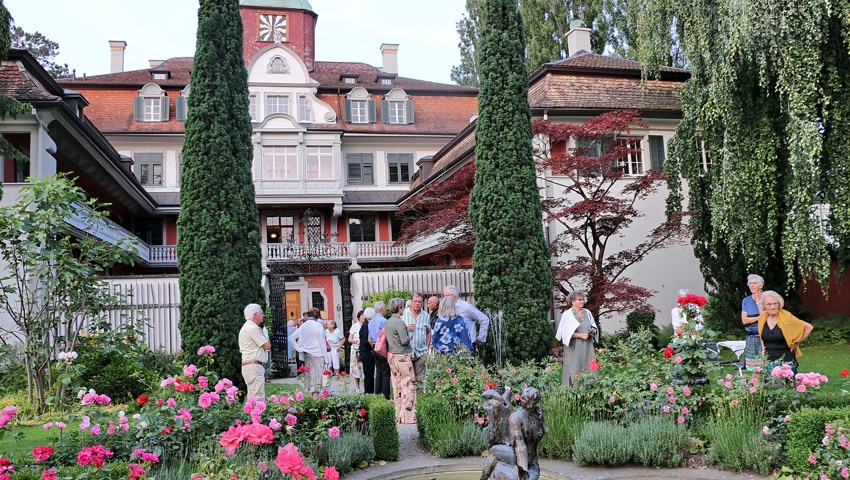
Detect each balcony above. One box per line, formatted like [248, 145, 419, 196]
[263, 241, 410, 263]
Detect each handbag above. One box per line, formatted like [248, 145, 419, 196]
[374, 329, 388, 358]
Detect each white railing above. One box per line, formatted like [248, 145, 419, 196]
[148, 245, 178, 264]
[354, 242, 409, 259]
[66, 201, 149, 260]
[263, 241, 410, 262]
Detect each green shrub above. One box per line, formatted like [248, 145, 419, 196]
[786, 406, 850, 472]
[430, 420, 485, 458]
[805, 314, 850, 346]
[628, 416, 688, 468]
[495, 360, 561, 395]
[364, 394, 398, 461]
[423, 352, 488, 420]
[626, 310, 657, 334]
[318, 431, 375, 473]
[572, 421, 632, 465]
[704, 402, 781, 474]
[416, 394, 452, 445]
[0, 345, 27, 396]
[799, 391, 850, 410]
[538, 390, 586, 460]
[361, 287, 412, 309]
[0, 390, 39, 420]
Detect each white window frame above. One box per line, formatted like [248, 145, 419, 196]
[349, 100, 367, 123]
[343, 77, 356, 84]
[143, 97, 162, 122]
[306, 146, 334, 180]
[615, 138, 644, 176]
[297, 95, 311, 122]
[249, 94, 257, 121]
[388, 101, 405, 124]
[265, 94, 290, 116]
[262, 146, 298, 180]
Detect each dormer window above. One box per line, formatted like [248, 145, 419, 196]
[343, 77, 356, 84]
[153, 73, 168, 80]
[380, 78, 392, 86]
[176, 85, 190, 122]
[340, 71, 359, 85]
[381, 88, 414, 125]
[344, 87, 376, 124]
[134, 83, 169, 122]
[259, 14, 287, 42]
[267, 56, 289, 74]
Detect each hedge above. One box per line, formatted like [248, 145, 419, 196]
[797, 391, 850, 410]
[364, 394, 398, 461]
[416, 394, 485, 457]
[786, 406, 850, 471]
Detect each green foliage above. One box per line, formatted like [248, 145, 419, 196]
[572, 417, 688, 467]
[538, 390, 586, 460]
[10, 26, 71, 78]
[799, 391, 850, 410]
[630, 415, 689, 467]
[470, 0, 553, 363]
[450, 0, 482, 86]
[806, 314, 850, 346]
[494, 359, 561, 395]
[417, 394, 485, 457]
[363, 394, 398, 461]
[318, 431, 375, 473]
[571, 421, 632, 465]
[0, 175, 137, 411]
[625, 309, 657, 334]
[643, 0, 850, 295]
[361, 286, 412, 309]
[177, 0, 264, 387]
[423, 352, 489, 419]
[0, 345, 27, 396]
[704, 400, 781, 474]
[786, 406, 850, 472]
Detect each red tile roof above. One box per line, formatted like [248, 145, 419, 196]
[61, 57, 479, 135]
[528, 73, 683, 112]
[0, 60, 60, 101]
[546, 51, 690, 74]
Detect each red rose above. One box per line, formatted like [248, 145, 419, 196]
[321, 415, 328, 420]
[359, 408, 367, 417]
[589, 359, 599, 372]
[664, 347, 674, 359]
[157, 398, 164, 407]
[841, 369, 849, 378]
[136, 394, 149, 406]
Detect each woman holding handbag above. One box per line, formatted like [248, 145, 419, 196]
[385, 297, 416, 423]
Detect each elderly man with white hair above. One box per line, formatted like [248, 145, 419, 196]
[290, 307, 327, 399]
[442, 285, 489, 347]
[239, 303, 271, 400]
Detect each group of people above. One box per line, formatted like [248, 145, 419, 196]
[343, 286, 489, 424]
[553, 273, 815, 387]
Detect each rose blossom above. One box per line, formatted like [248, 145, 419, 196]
[649, 383, 658, 391]
[328, 426, 340, 438]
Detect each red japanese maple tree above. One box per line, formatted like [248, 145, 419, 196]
[397, 110, 688, 322]
[534, 110, 688, 319]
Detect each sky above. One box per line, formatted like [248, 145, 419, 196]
[5, 0, 467, 84]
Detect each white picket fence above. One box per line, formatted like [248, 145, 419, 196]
[104, 276, 182, 353]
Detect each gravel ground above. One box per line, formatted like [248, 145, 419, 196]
[397, 423, 428, 460]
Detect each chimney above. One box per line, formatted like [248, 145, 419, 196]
[109, 40, 127, 73]
[566, 20, 592, 57]
[417, 155, 435, 182]
[380, 43, 399, 75]
[148, 59, 165, 68]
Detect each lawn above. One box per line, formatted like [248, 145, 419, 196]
[0, 425, 57, 456]
[798, 344, 850, 395]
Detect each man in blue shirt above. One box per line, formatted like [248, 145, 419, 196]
[367, 301, 390, 399]
[443, 285, 489, 346]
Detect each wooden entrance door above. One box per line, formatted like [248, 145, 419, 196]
[285, 290, 301, 323]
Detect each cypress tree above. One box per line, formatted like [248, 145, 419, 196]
[469, 0, 553, 363]
[177, 0, 263, 385]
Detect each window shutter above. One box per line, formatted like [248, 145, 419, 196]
[380, 99, 389, 123]
[344, 99, 352, 123]
[160, 96, 170, 122]
[176, 97, 187, 122]
[367, 99, 376, 123]
[649, 135, 666, 171]
[363, 153, 374, 184]
[405, 100, 414, 124]
[133, 96, 144, 121]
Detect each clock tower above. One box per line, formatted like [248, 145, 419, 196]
[239, 0, 317, 71]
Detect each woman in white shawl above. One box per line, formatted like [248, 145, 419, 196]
[555, 291, 600, 386]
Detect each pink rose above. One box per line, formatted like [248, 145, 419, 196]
[269, 418, 282, 430]
[677, 416, 685, 424]
[328, 426, 340, 438]
[609, 396, 616, 404]
[682, 386, 691, 397]
[762, 426, 770, 436]
[649, 383, 658, 391]
[285, 414, 298, 426]
[666, 387, 675, 395]
[797, 384, 807, 393]
[674, 356, 683, 364]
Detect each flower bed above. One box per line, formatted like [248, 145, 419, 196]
[0, 346, 396, 479]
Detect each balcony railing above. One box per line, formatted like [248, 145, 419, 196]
[149, 245, 178, 264]
[263, 241, 411, 262]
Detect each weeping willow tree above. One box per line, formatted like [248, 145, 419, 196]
[633, 0, 850, 328]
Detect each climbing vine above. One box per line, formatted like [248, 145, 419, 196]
[636, 0, 850, 303]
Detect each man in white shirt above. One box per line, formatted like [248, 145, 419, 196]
[443, 285, 489, 346]
[239, 304, 271, 400]
[290, 307, 326, 399]
[671, 288, 689, 336]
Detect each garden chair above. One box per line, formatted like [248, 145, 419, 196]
[705, 342, 744, 376]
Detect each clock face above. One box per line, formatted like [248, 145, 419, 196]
[259, 14, 286, 42]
